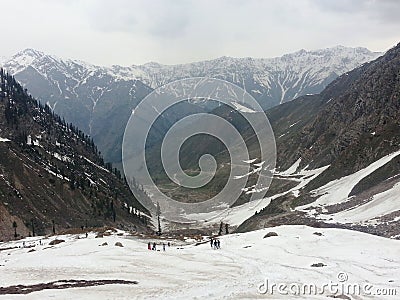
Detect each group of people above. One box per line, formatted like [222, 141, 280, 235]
[147, 238, 221, 251]
[148, 241, 170, 251]
[21, 240, 42, 248]
[210, 238, 221, 249]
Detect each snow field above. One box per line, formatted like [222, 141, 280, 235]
[0, 225, 399, 299]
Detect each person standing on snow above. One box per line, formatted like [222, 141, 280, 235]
[153, 242, 157, 251]
[213, 239, 218, 249]
[163, 243, 166, 251]
[210, 238, 213, 248]
[148, 242, 151, 250]
[217, 239, 221, 249]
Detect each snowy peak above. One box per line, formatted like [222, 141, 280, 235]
[3, 48, 98, 81]
[0, 55, 6, 65]
[16, 48, 45, 59]
[5, 48, 48, 73]
[281, 45, 377, 60]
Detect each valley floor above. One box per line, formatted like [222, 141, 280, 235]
[0, 225, 399, 299]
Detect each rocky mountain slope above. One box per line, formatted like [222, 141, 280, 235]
[154, 43, 400, 236]
[237, 42, 400, 234]
[0, 69, 150, 241]
[0, 47, 381, 164]
[273, 42, 400, 192]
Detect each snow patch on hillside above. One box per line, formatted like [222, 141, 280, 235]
[298, 150, 400, 210]
[320, 182, 400, 224]
[81, 156, 110, 173]
[231, 102, 256, 113]
[278, 158, 301, 175]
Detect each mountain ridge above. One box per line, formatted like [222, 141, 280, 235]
[0, 46, 382, 164]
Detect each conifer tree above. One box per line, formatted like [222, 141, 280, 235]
[12, 221, 18, 238]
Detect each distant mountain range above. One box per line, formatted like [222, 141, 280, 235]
[0, 47, 382, 164]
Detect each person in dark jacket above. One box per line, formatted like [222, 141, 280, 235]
[210, 238, 213, 248]
[148, 242, 151, 250]
[217, 239, 221, 249]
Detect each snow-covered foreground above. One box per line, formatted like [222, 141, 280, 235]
[0, 226, 399, 299]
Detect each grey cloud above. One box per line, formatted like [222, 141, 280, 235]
[85, 0, 191, 38]
[84, 0, 138, 32]
[314, 0, 400, 23]
[0, 0, 398, 65]
[145, 1, 191, 38]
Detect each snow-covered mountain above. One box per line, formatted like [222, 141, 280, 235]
[0, 47, 382, 163]
[131, 46, 382, 102]
[2, 46, 382, 106]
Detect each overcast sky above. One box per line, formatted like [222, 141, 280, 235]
[0, 0, 399, 66]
